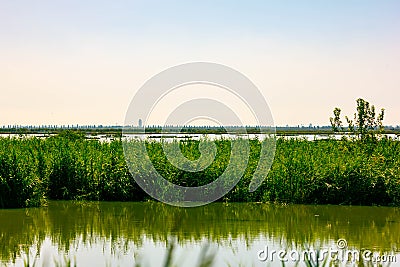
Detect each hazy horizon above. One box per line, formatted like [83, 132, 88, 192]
[1, 1, 399, 126]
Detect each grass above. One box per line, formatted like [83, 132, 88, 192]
[1, 131, 400, 208]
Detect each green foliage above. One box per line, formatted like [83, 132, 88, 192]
[330, 98, 385, 141]
[329, 107, 343, 132]
[51, 130, 85, 141]
[1, 135, 400, 208]
[0, 138, 46, 208]
[261, 138, 400, 205]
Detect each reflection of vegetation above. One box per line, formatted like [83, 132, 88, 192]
[1, 133, 400, 208]
[18, 241, 214, 267]
[156, 242, 215, 267]
[1, 202, 399, 263]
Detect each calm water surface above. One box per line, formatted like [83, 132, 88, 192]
[1, 133, 399, 142]
[1, 201, 400, 266]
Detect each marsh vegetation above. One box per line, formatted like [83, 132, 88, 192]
[1, 132, 400, 208]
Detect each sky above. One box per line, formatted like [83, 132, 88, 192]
[1, 0, 399, 126]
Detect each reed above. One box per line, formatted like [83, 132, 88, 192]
[1, 132, 400, 208]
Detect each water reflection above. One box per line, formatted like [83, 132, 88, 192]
[0, 201, 399, 266]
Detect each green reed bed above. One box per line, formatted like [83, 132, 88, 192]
[1, 132, 400, 208]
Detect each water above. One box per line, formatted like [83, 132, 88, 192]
[1, 201, 399, 266]
[1, 133, 399, 142]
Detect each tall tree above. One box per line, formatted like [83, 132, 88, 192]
[330, 98, 385, 140]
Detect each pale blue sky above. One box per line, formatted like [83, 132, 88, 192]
[1, 1, 399, 126]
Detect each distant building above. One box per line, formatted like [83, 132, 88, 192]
[138, 119, 143, 127]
